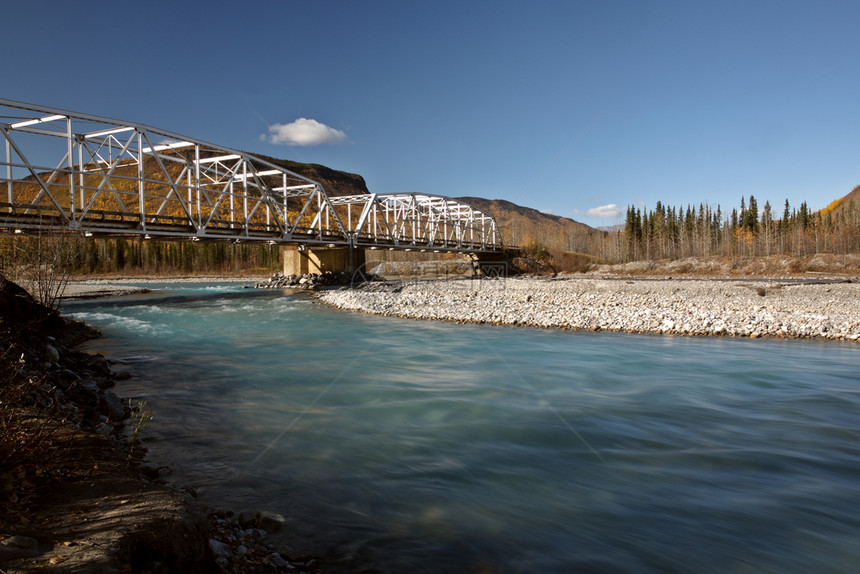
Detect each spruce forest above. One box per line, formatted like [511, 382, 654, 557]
[621, 193, 859, 262]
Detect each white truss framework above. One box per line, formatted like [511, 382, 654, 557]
[0, 99, 502, 253]
[329, 193, 500, 251]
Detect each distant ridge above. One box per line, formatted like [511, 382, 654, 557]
[249, 153, 370, 198]
[598, 224, 623, 232]
[455, 196, 596, 248]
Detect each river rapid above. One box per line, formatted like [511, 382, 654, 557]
[64, 282, 860, 573]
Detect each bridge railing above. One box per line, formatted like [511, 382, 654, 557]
[0, 99, 503, 253]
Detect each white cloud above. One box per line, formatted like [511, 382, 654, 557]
[540, 208, 555, 215]
[263, 118, 347, 146]
[586, 204, 621, 219]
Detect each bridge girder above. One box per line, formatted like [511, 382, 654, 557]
[0, 99, 503, 254]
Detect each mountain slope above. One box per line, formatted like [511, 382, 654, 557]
[247, 153, 369, 197]
[821, 184, 860, 219]
[456, 196, 597, 249]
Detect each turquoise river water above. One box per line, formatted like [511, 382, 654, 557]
[64, 282, 860, 573]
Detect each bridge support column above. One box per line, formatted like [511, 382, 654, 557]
[470, 252, 510, 277]
[281, 246, 366, 275]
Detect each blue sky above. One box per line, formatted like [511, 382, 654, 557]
[3, 0, 858, 228]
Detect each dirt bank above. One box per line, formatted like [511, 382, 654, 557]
[587, 253, 860, 279]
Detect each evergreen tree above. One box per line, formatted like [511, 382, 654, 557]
[745, 195, 759, 233]
[86, 239, 100, 273]
[799, 202, 809, 230]
[113, 238, 127, 271]
[762, 201, 773, 254]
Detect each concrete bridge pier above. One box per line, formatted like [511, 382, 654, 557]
[282, 245, 366, 275]
[470, 251, 510, 278]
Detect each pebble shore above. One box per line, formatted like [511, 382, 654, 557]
[318, 276, 860, 341]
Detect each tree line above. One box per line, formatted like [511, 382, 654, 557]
[622, 195, 859, 262]
[2, 193, 858, 281]
[499, 190, 859, 272]
[0, 235, 281, 277]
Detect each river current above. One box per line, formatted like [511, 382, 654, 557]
[64, 282, 860, 573]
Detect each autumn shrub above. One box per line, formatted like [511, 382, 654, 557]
[558, 252, 593, 273]
[789, 258, 806, 273]
[0, 231, 77, 309]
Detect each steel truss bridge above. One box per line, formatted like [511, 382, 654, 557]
[0, 99, 502, 254]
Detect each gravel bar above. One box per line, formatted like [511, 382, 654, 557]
[317, 277, 860, 341]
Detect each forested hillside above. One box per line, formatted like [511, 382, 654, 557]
[821, 185, 860, 220]
[250, 153, 369, 197]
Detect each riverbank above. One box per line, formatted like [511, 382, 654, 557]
[317, 275, 860, 341]
[0, 275, 321, 573]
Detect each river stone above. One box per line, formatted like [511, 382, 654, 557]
[97, 375, 117, 389]
[44, 343, 60, 363]
[208, 538, 231, 558]
[255, 511, 286, 532]
[100, 391, 127, 420]
[138, 463, 165, 480]
[77, 379, 100, 395]
[242, 528, 265, 543]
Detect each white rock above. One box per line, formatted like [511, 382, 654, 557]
[45, 344, 60, 363]
[317, 277, 860, 341]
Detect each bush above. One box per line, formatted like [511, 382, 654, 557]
[559, 252, 593, 273]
